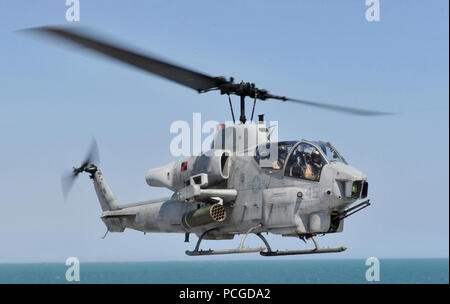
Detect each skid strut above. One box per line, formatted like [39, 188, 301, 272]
[185, 225, 266, 256]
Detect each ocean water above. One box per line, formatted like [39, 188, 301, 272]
[0, 259, 448, 284]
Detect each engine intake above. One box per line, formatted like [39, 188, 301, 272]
[145, 150, 231, 191]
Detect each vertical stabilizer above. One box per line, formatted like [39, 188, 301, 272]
[92, 169, 119, 211]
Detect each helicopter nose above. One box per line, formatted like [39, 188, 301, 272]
[332, 164, 368, 199]
[349, 180, 369, 199]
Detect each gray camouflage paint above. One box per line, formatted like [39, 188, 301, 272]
[95, 136, 367, 241]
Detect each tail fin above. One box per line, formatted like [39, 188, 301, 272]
[92, 169, 120, 211]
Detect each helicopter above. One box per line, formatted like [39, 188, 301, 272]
[24, 26, 389, 256]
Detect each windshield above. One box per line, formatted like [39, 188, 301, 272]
[255, 141, 296, 169]
[312, 141, 347, 164]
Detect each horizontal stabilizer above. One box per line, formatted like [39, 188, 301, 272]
[101, 210, 137, 219]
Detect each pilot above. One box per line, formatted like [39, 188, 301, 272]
[272, 144, 288, 170]
[304, 149, 323, 180]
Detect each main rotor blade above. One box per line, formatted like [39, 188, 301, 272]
[24, 26, 222, 92]
[267, 95, 392, 116]
[22, 26, 394, 117]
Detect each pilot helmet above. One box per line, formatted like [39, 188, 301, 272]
[311, 149, 322, 164]
[278, 144, 288, 158]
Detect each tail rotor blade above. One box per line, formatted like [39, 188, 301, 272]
[61, 138, 100, 200]
[61, 169, 78, 200]
[81, 138, 100, 167]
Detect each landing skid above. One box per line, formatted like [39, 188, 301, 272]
[185, 226, 347, 256]
[186, 247, 266, 256]
[258, 233, 346, 256]
[260, 247, 347, 256]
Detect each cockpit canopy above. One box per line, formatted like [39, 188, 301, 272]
[254, 140, 347, 181]
[311, 141, 347, 164]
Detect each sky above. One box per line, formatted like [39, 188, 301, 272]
[0, 0, 448, 262]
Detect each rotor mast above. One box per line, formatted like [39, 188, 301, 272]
[239, 95, 246, 124]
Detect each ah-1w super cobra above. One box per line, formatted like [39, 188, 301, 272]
[25, 26, 390, 256]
